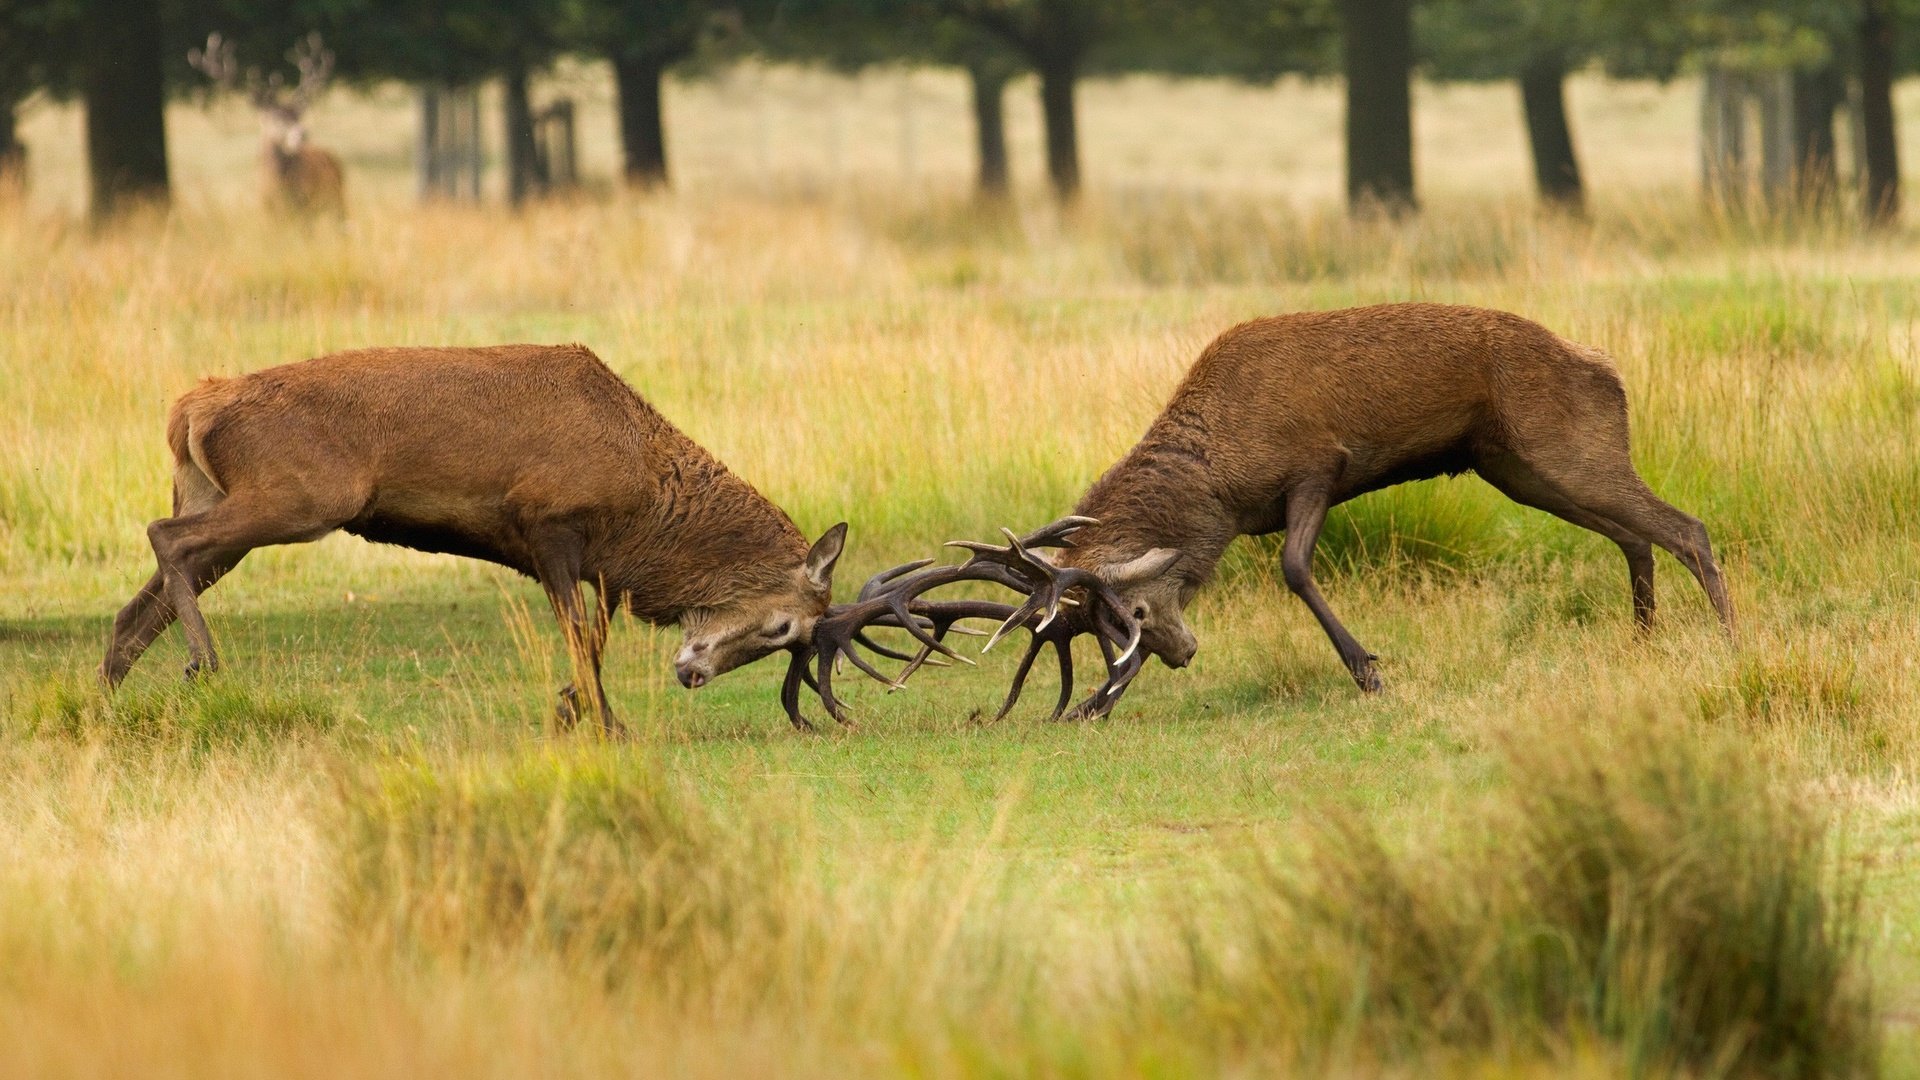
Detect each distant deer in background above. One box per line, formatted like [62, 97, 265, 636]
[189, 32, 345, 216]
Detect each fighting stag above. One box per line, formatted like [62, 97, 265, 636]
[98, 343, 1001, 734]
[932, 303, 1737, 719]
[189, 32, 345, 215]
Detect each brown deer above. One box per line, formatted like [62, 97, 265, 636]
[921, 303, 1737, 720]
[189, 32, 345, 216]
[98, 344, 1008, 733]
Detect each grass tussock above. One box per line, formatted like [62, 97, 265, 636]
[9, 674, 343, 753]
[339, 749, 787, 989]
[1183, 710, 1877, 1077]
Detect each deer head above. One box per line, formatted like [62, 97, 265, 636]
[672, 523, 847, 691]
[189, 32, 334, 157]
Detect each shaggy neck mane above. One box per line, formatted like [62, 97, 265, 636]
[598, 389, 810, 622]
[1065, 405, 1236, 586]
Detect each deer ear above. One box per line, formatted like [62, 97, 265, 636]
[1097, 548, 1180, 586]
[804, 522, 848, 590]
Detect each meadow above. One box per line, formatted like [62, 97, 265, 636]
[3, 66, 1920, 1076]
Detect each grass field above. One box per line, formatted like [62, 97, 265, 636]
[4, 67, 1920, 1076]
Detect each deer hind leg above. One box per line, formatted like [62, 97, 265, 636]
[102, 461, 227, 687]
[1477, 454, 1657, 631]
[145, 487, 351, 681]
[1281, 484, 1384, 692]
[101, 571, 174, 688]
[1512, 448, 1735, 638]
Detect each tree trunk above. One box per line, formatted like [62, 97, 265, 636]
[1859, 0, 1900, 226]
[0, 99, 23, 190]
[613, 55, 668, 189]
[1037, 57, 1080, 201]
[83, 0, 169, 218]
[1519, 55, 1583, 212]
[1339, 0, 1416, 214]
[1789, 65, 1841, 208]
[504, 64, 539, 206]
[1700, 67, 1747, 208]
[968, 62, 1010, 199]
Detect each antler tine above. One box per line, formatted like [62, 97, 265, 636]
[856, 558, 933, 602]
[188, 32, 241, 88]
[932, 516, 1162, 723]
[990, 633, 1047, 722]
[1022, 515, 1100, 548]
[1050, 637, 1077, 719]
[852, 628, 919, 663]
[289, 32, 334, 109]
[944, 515, 1097, 563]
[792, 558, 1032, 727]
[988, 622, 1079, 724]
[779, 648, 815, 732]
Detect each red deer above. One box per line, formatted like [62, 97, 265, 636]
[189, 33, 346, 216]
[923, 303, 1737, 720]
[98, 344, 1003, 732]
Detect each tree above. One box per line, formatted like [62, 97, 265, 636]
[560, 0, 730, 189]
[0, 0, 57, 192]
[758, 0, 1024, 199]
[84, 0, 171, 216]
[1420, 0, 1590, 211]
[1340, 0, 1415, 213]
[1858, 0, 1900, 223]
[1593, 0, 1900, 219]
[940, 0, 1334, 202]
[941, 0, 1092, 199]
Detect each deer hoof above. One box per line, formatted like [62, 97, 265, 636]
[1354, 665, 1385, 693]
[182, 658, 217, 682]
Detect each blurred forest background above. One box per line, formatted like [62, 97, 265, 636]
[0, 0, 1916, 222]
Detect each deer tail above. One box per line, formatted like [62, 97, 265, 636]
[166, 379, 231, 499]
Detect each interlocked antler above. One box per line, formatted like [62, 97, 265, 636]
[943, 517, 1147, 723]
[782, 516, 1148, 730]
[780, 559, 1029, 731]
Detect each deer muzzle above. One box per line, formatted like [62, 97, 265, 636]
[673, 644, 713, 690]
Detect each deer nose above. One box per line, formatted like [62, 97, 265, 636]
[673, 643, 712, 689]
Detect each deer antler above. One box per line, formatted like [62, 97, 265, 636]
[287, 32, 333, 112]
[780, 516, 1149, 730]
[940, 517, 1148, 722]
[782, 556, 1033, 731]
[187, 32, 243, 91]
[190, 31, 334, 114]
[189, 32, 277, 110]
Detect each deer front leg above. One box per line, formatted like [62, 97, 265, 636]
[1281, 485, 1383, 693]
[535, 548, 622, 738]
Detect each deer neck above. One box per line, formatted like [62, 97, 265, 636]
[1065, 423, 1235, 591]
[264, 141, 300, 176]
[596, 458, 811, 625]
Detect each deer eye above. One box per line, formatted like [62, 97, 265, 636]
[767, 619, 793, 639]
[1133, 606, 1148, 621]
